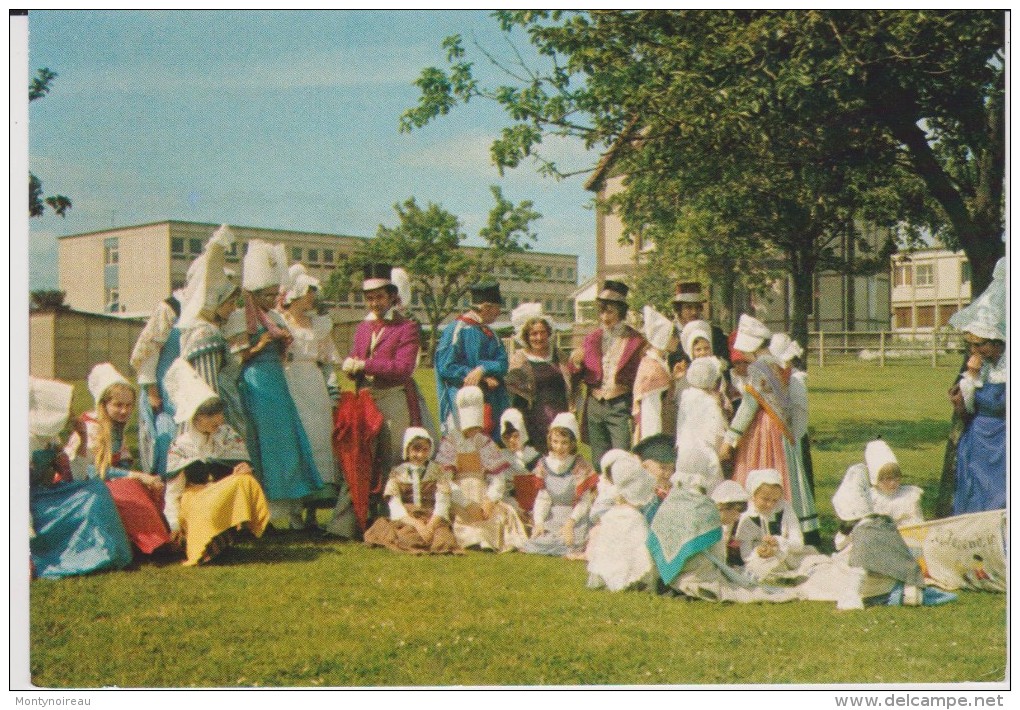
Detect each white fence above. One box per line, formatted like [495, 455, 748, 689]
[807, 330, 967, 368]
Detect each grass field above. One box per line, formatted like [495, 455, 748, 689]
[29, 362, 1006, 688]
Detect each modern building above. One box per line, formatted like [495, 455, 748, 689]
[57, 220, 579, 325]
[584, 145, 891, 334]
[889, 248, 971, 337]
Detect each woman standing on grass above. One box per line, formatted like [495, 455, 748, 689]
[948, 257, 1006, 515]
[506, 303, 571, 454]
[238, 240, 323, 531]
[718, 315, 820, 545]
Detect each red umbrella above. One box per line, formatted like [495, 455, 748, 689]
[332, 390, 384, 532]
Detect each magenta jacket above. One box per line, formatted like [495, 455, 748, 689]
[350, 313, 421, 389]
[571, 325, 645, 392]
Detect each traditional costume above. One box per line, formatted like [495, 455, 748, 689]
[434, 387, 527, 551]
[240, 240, 323, 528]
[163, 359, 270, 566]
[726, 315, 819, 537]
[523, 412, 599, 556]
[29, 377, 132, 579]
[130, 289, 185, 477]
[948, 257, 1007, 515]
[363, 427, 459, 554]
[341, 264, 435, 531]
[733, 469, 817, 583]
[668, 282, 730, 371]
[675, 355, 727, 486]
[568, 280, 645, 470]
[435, 282, 510, 441]
[63, 364, 172, 555]
[632, 305, 675, 443]
[506, 302, 571, 453]
[586, 456, 657, 592]
[498, 408, 541, 514]
[861, 439, 923, 529]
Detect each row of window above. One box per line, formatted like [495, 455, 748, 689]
[493, 264, 576, 281]
[893, 303, 960, 329]
[893, 260, 971, 288]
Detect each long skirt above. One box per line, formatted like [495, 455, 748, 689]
[522, 503, 590, 557]
[179, 474, 270, 565]
[103, 466, 172, 554]
[137, 329, 181, 477]
[363, 509, 459, 554]
[953, 382, 1006, 514]
[30, 480, 133, 579]
[732, 410, 819, 535]
[450, 478, 527, 552]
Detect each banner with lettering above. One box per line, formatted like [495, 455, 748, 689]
[899, 510, 1007, 593]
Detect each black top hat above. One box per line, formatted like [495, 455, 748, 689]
[597, 280, 629, 303]
[632, 433, 677, 464]
[673, 281, 706, 303]
[469, 281, 503, 305]
[362, 263, 394, 291]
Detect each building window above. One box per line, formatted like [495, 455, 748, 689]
[103, 238, 119, 265]
[308, 249, 319, 264]
[893, 263, 912, 287]
[225, 241, 240, 262]
[105, 287, 119, 313]
[189, 238, 203, 255]
[323, 249, 334, 264]
[291, 247, 303, 262]
[915, 305, 935, 328]
[411, 291, 419, 306]
[566, 268, 574, 280]
[938, 304, 958, 327]
[510, 296, 519, 309]
[337, 292, 349, 303]
[556, 268, 563, 279]
[894, 307, 912, 329]
[960, 260, 971, 284]
[545, 266, 552, 278]
[915, 264, 934, 287]
[171, 237, 185, 256]
[544, 298, 553, 311]
[171, 278, 186, 291]
[354, 292, 363, 304]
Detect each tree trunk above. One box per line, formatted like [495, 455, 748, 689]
[788, 242, 815, 369]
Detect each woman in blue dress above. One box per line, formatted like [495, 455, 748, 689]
[239, 240, 323, 530]
[949, 258, 1006, 515]
[29, 377, 132, 579]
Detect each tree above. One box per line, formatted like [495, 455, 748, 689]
[402, 10, 1005, 308]
[29, 67, 71, 218]
[322, 186, 541, 353]
[30, 289, 67, 312]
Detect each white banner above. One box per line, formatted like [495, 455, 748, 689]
[898, 510, 1007, 593]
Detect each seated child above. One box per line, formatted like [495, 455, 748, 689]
[524, 412, 599, 557]
[163, 359, 271, 566]
[434, 386, 527, 552]
[733, 468, 818, 582]
[364, 427, 459, 554]
[632, 433, 678, 503]
[29, 377, 132, 579]
[671, 441, 724, 497]
[590, 449, 638, 525]
[711, 480, 749, 568]
[499, 408, 541, 516]
[649, 461, 796, 603]
[796, 464, 955, 609]
[64, 363, 172, 555]
[865, 438, 923, 528]
[586, 456, 657, 592]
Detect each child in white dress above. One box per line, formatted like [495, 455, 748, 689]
[675, 356, 727, 483]
[586, 455, 657, 592]
[865, 438, 923, 528]
[711, 480, 749, 568]
[734, 468, 817, 582]
[524, 412, 599, 557]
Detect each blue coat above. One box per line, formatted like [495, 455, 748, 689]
[434, 314, 509, 441]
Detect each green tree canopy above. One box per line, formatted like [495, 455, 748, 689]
[323, 186, 540, 351]
[29, 67, 71, 218]
[402, 10, 1005, 322]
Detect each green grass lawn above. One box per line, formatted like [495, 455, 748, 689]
[30, 362, 1005, 688]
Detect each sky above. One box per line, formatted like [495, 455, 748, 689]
[23, 10, 600, 289]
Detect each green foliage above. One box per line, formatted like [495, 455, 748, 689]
[29, 68, 71, 218]
[402, 10, 1005, 317]
[322, 187, 540, 350]
[29, 289, 67, 311]
[29, 363, 1006, 687]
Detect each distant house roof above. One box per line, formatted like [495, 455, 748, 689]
[583, 117, 641, 192]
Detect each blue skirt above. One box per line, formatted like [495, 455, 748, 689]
[238, 341, 323, 501]
[954, 382, 1006, 515]
[30, 479, 133, 579]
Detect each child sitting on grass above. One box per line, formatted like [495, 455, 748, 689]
[711, 480, 749, 568]
[434, 386, 527, 552]
[523, 412, 599, 558]
[733, 468, 817, 583]
[498, 408, 541, 518]
[864, 438, 923, 529]
[586, 455, 657, 592]
[363, 427, 459, 554]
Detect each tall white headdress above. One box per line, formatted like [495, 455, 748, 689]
[164, 358, 219, 424]
[87, 363, 130, 405]
[178, 224, 237, 328]
[243, 239, 289, 292]
[29, 377, 74, 438]
[642, 305, 674, 352]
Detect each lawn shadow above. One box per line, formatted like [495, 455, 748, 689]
[215, 540, 330, 565]
[811, 417, 951, 451]
[809, 386, 887, 394]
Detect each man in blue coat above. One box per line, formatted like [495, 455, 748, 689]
[434, 282, 509, 441]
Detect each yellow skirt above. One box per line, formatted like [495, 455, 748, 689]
[180, 474, 270, 565]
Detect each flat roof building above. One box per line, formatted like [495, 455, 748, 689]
[58, 220, 579, 325]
